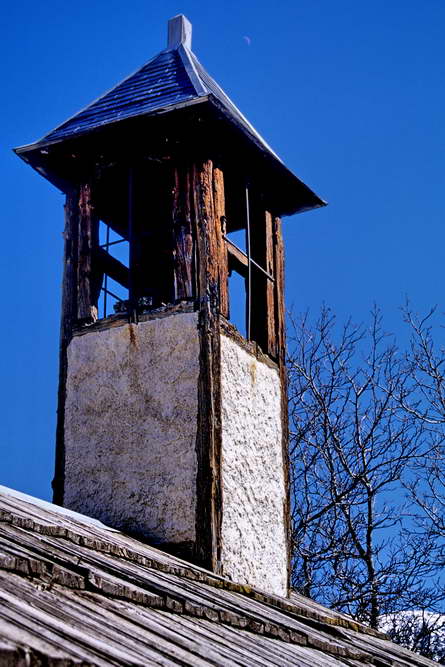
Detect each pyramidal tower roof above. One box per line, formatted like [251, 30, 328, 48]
[20, 16, 279, 159]
[15, 15, 326, 215]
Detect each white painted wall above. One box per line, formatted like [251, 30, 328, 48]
[64, 312, 200, 545]
[220, 334, 288, 597]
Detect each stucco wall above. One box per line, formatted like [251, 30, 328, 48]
[219, 334, 288, 597]
[64, 312, 200, 545]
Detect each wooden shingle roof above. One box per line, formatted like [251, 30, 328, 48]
[0, 486, 435, 666]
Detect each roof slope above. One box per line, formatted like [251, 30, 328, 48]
[37, 49, 198, 146]
[14, 16, 326, 216]
[24, 44, 280, 163]
[0, 486, 435, 666]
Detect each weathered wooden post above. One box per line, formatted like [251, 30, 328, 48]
[15, 15, 325, 597]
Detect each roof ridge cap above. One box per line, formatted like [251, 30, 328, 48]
[189, 51, 282, 163]
[177, 44, 207, 97]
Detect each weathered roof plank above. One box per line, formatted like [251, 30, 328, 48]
[0, 487, 435, 666]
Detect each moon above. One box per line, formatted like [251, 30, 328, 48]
[243, 36, 251, 46]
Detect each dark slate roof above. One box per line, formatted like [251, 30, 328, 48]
[0, 485, 435, 666]
[36, 49, 198, 146]
[18, 43, 281, 163]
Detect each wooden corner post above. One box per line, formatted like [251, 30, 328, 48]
[53, 189, 79, 505]
[187, 159, 228, 571]
[273, 215, 291, 590]
[53, 183, 99, 505]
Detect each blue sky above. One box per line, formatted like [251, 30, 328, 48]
[1, 0, 444, 500]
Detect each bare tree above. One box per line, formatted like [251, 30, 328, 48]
[383, 609, 445, 663]
[287, 306, 440, 630]
[402, 306, 445, 563]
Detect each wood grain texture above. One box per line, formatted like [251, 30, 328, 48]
[265, 210, 276, 357]
[77, 183, 99, 322]
[226, 241, 248, 272]
[212, 166, 228, 318]
[273, 216, 285, 363]
[273, 215, 292, 593]
[190, 159, 223, 574]
[172, 165, 194, 300]
[53, 190, 79, 506]
[0, 488, 434, 667]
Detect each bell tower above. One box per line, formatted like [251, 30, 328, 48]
[15, 15, 325, 597]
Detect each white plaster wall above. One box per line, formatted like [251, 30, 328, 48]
[220, 334, 288, 597]
[64, 312, 199, 544]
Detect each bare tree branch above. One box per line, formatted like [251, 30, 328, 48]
[288, 306, 442, 636]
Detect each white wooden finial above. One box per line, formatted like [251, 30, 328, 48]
[168, 15, 192, 50]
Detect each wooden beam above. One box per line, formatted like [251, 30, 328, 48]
[53, 189, 79, 505]
[249, 198, 276, 356]
[265, 210, 276, 357]
[172, 166, 194, 299]
[95, 247, 129, 289]
[273, 216, 285, 362]
[273, 214, 291, 593]
[191, 159, 223, 574]
[77, 184, 98, 321]
[226, 239, 248, 272]
[195, 160, 214, 299]
[171, 160, 228, 312]
[212, 167, 228, 319]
